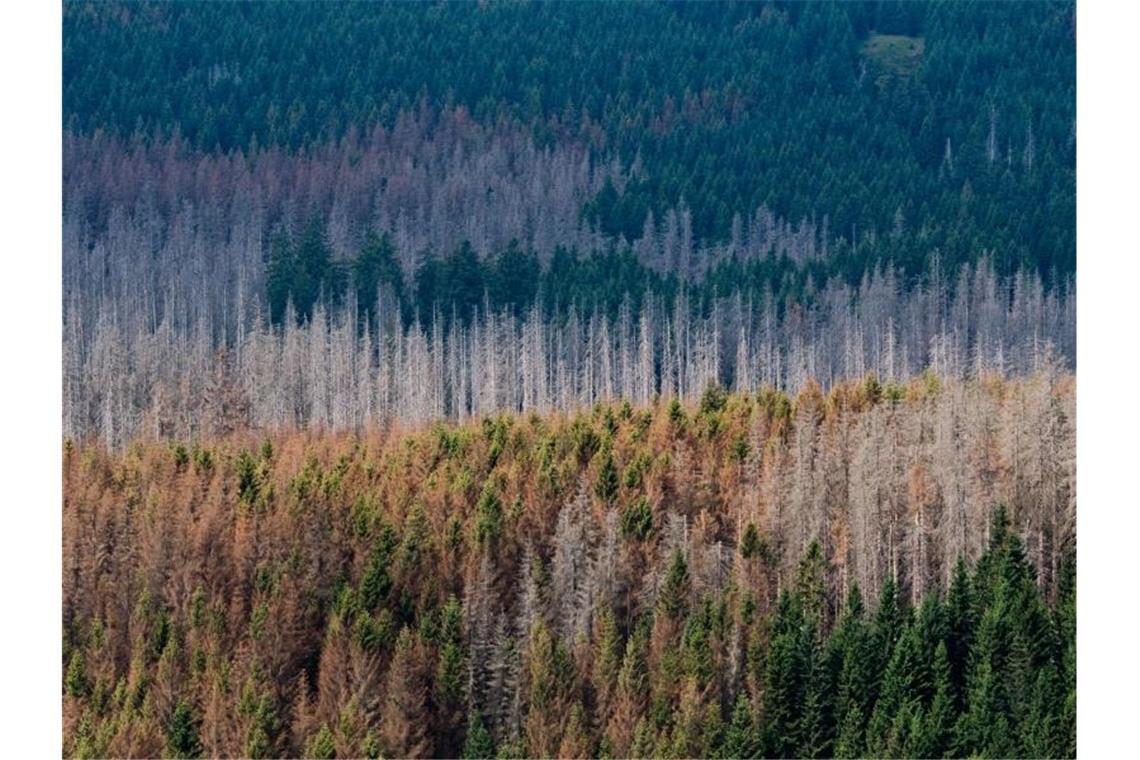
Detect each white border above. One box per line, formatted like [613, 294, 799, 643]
[0, 0, 62, 752]
[0, 0, 1136, 754]
[1077, 0, 1140, 756]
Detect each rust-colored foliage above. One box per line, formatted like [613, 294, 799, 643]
[62, 374, 1074, 757]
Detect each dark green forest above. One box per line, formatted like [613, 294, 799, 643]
[264, 220, 819, 327]
[64, 0, 1075, 281]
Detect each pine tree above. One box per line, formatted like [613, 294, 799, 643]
[739, 522, 763, 560]
[868, 619, 930, 755]
[957, 602, 1016, 758]
[798, 656, 831, 758]
[1021, 663, 1065, 759]
[524, 621, 573, 757]
[266, 229, 296, 325]
[873, 575, 905, 675]
[437, 595, 466, 753]
[359, 524, 397, 612]
[557, 702, 592, 759]
[474, 484, 504, 548]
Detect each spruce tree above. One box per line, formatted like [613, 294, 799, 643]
[762, 590, 806, 757]
[795, 540, 828, 629]
[462, 713, 495, 759]
[167, 699, 202, 759]
[921, 641, 956, 758]
[595, 447, 620, 505]
[867, 621, 928, 755]
[722, 693, 760, 759]
[946, 555, 974, 706]
[629, 716, 656, 759]
[658, 550, 692, 621]
[798, 655, 832, 759]
[303, 724, 336, 760]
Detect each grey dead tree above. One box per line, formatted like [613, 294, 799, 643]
[551, 481, 597, 643]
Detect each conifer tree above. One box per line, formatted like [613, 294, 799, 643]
[379, 627, 431, 758]
[558, 702, 592, 759]
[722, 692, 760, 759]
[437, 595, 466, 753]
[606, 624, 650, 757]
[796, 540, 828, 630]
[303, 724, 336, 760]
[762, 590, 807, 757]
[946, 555, 974, 705]
[920, 641, 955, 758]
[629, 716, 656, 759]
[167, 699, 202, 759]
[462, 712, 495, 759]
[595, 447, 620, 506]
[592, 606, 622, 718]
[658, 550, 692, 621]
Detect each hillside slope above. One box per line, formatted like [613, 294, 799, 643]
[63, 373, 1074, 757]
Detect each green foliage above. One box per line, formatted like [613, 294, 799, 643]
[66, 2, 1075, 278]
[170, 442, 190, 471]
[731, 434, 751, 464]
[723, 693, 760, 760]
[739, 522, 763, 561]
[437, 596, 466, 706]
[620, 497, 654, 542]
[796, 540, 828, 626]
[571, 421, 601, 466]
[667, 397, 687, 427]
[658, 550, 692, 620]
[622, 450, 653, 489]
[354, 230, 405, 323]
[167, 700, 202, 759]
[236, 450, 260, 504]
[593, 606, 622, 700]
[304, 724, 336, 759]
[594, 448, 620, 505]
[65, 649, 87, 698]
[698, 382, 729, 416]
[474, 484, 503, 548]
[359, 525, 397, 612]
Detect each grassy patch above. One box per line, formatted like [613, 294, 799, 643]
[860, 33, 925, 80]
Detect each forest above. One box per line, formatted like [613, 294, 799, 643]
[61, 1, 1076, 452]
[61, 2, 1077, 757]
[64, 1, 1075, 276]
[63, 374, 1074, 758]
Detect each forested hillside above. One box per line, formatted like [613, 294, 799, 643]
[63, 374, 1074, 758]
[62, 5, 1078, 755]
[62, 1, 1076, 450]
[64, 0, 1075, 276]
